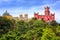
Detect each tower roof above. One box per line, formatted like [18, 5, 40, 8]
[3, 11, 10, 16]
[44, 6, 50, 9]
[20, 14, 23, 16]
[24, 14, 28, 16]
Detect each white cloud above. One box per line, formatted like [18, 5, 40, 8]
[51, 1, 60, 6]
[51, 10, 60, 20]
[0, 1, 60, 22]
[28, 4, 60, 21]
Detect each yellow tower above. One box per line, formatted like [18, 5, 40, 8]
[3, 11, 12, 20]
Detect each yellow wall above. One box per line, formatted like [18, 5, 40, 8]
[3, 16, 12, 20]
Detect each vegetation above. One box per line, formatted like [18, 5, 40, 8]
[0, 17, 60, 40]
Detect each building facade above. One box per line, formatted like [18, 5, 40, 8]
[19, 14, 28, 21]
[34, 6, 55, 22]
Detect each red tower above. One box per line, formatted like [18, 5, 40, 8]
[34, 6, 55, 22]
[44, 6, 50, 15]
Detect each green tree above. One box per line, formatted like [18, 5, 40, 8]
[0, 17, 15, 37]
[50, 20, 58, 27]
[17, 20, 28, 34]
[41, 28, 56, 40]
[56, 26, 60, 36]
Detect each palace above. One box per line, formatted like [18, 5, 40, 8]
[34, 6, 55, 22]
[19, 13, 28, 21]
[2, 11, 12, 20]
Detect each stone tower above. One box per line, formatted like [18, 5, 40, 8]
[19, 14, 23, 20]
[24, 14, 28, 21]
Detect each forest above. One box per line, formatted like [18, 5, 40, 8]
[0, 17, 60, 40]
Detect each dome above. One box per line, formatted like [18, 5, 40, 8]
[3, 11, 10, 16]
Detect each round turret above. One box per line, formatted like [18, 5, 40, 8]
[24, 13, 28, 21]
[20, 14, 23, 17]
[24, 14, 28, 16]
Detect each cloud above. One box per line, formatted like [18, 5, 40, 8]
[28, 4, 60, 21]
[51, 0, 60, 6]
[0, 0, 60, 23]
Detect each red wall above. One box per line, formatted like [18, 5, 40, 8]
[34, 13, 55, 22]
[34, 6, 55, 22]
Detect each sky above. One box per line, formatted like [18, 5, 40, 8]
[0, 0, 60, 23]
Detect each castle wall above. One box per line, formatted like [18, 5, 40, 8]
[34, 6, 55, 22]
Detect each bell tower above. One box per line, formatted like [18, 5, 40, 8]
[44, 6, 50, 16]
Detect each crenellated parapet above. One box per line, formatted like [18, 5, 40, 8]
[34, 6, 55, 22]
